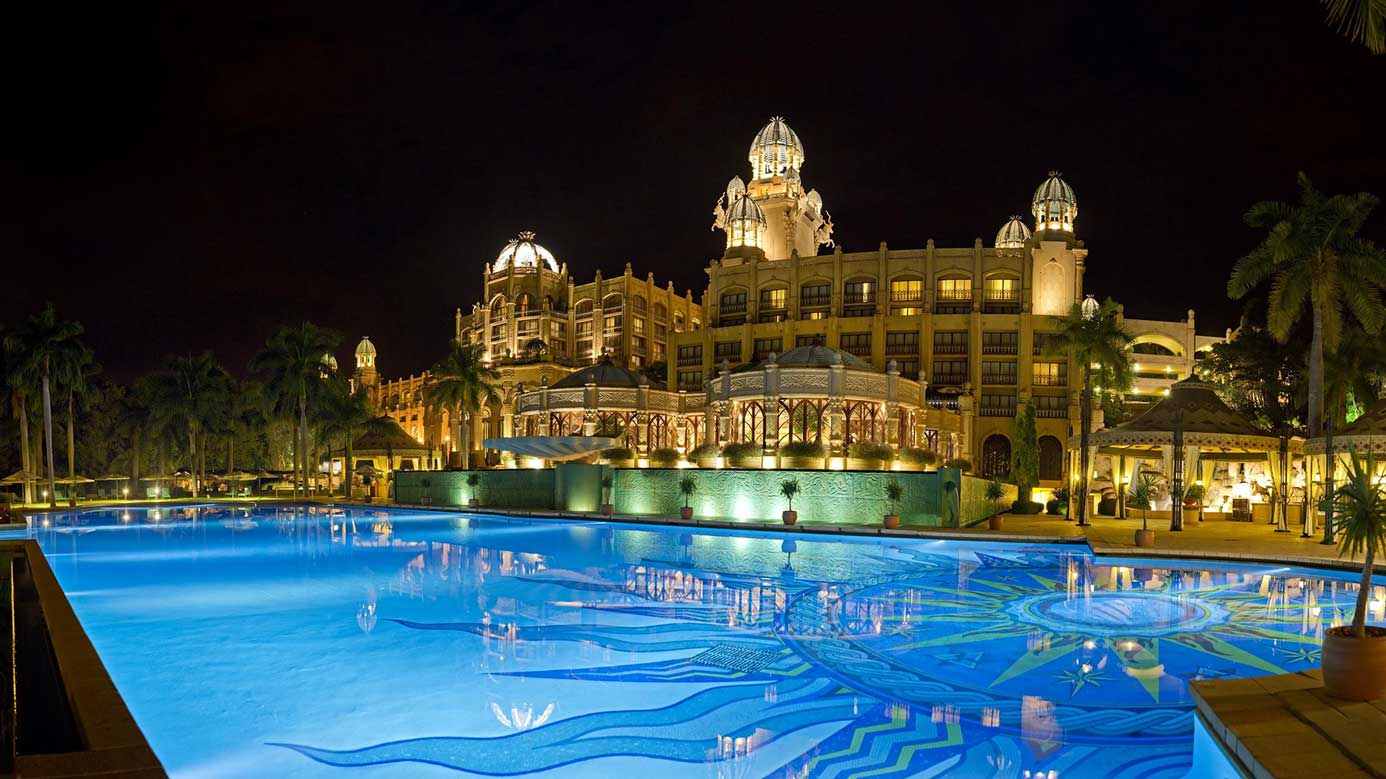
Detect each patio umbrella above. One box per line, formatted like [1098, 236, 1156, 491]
[95, 474, 130, 482]
[139, 474, 177, 481]
[0, 469, 39, 485]
[225, 471, 259, 481]
[255, 471, 277, 479]
[55, 475, 96, 485]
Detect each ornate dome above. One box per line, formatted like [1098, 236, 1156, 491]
[726, 176, 746, 198]
[724, 192, 767, 250]
[995, 215, 1032, 249]
[319, 353, 339, 373]
[806, 188, 824, 215]
[493, 231, 559, 273]
[732, 344, 875, 373]
[748, 117, 804, 180]
[355, 336, 376, 368]
[549, 357, 651, 389]
[1032, 171, 1078, 234]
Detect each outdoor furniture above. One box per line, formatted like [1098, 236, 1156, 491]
[1230, 498, 1252, 522]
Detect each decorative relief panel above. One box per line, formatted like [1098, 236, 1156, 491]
[602, 389, 639, 407]
[779, 370, 830, 393]
[844, 373, 887, 397]
[546, 389, 586, 408]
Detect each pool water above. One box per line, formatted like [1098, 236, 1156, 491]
[11, 505, 1381, 778]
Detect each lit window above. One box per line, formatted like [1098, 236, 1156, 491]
[937, 278, 971, 301]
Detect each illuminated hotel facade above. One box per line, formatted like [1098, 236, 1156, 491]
[354, 118, 1219, 479]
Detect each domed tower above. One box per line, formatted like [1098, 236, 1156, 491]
[353, 336, 379, 401]
[995, 215, 1032, 250]
[717, 179, 767, 256]
[712, 117, 834, 262]
[1032, 171, 1078, 240]
[319, 352, 339, 379]
[480, 231, 569, 362]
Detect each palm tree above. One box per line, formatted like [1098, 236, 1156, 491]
[423, 341, 498, 469]
[2, 327, 35, 504]
[4, 304, 84, 507]
[318, 375, 372, 498]
[250, 323, 341, 499]
[150, 353, 229, 498]
[1228, 173, 1386, 439]
[1046, 296, 1134, 527]
[54, 342, 98, 501]
[362, 415, 404, 498]
[1331, 450, 1386, 637]
[1323, 0, 1386, 54]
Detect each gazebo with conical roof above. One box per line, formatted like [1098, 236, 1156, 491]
[1078, 377, 1302, 525]
[1303, 397, 1386, 535]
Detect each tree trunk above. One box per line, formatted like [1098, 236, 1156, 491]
[131, 427, 142, 498]
[1322, 414, 1337, 545]
[299, 395, 309, 501]
[41, 359, 57, 508]
[452, 402, 464, 469]
[1076, 364, 1092, 526]
[1352, 544, 1376, 637]
[200, 430, 207, 496]
[459, 412, 471, 470]
[1308, 306, 1324, 438]
[188, 427, 198, 497]
[67, 391, 77, 505]
[158, 439, 167, 499]
[16, 393, 31, 504]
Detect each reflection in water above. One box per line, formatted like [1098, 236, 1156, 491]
[14, 506, 1385, 779]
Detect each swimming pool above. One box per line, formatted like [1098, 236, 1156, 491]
[12, 504, 1380, 778]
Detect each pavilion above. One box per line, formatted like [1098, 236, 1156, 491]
[1303, 396, 1386, 535]
[1077, 377, 1303, 527]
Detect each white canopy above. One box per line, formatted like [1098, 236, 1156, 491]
[482, 436, 619, 461]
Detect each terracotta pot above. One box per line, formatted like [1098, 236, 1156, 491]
[1323, 626, 1386, 701]
[420, 496, 432, 506]
[883, 514, 900, 529]
[1135, 529, 1156, 547]
[680, 506, 694, 520]
[988, 516, 1004, 531]
[468, 498, 479, 509]
[600, 503, 614, 516]
[782, 510, 798, 525]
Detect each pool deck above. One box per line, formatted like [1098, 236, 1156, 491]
[1191, 670, 1386, 779]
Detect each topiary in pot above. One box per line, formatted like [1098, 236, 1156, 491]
[723, 442, 762, 469]
[1130, 472, 1162, 547]
[689, 443, 721, 468]
[466, 472, 481, 508]
[649, 447, 682, 467]
[780, 478, 801, 525]
[846, 442, 892, 470]
[883, 480, 904, 528]
[677, 474, 697, 520]
[600, 474, 614, 515]
[943, 457, 972, 473]
[985, 479, 1005, 530]
[778, 441, 826, 469]
[896, 447, 939, 471]
[1322, 449, 1386, 701]
[603, 447, 636, 466]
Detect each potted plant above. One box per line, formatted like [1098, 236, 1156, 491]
[1130, 472, 1161, 547]
[943, 457, 972, 473]
[689, 443, 721, 469]
[895, 447, 938, 472]
[600, 474, 614, 515]
[1183, 482, 1205, 510]
[420, 477, 432, 506]
[362, 471, 374, 503]
[1046, 486, 1070, 516]
[780, 479, 801, 525]
[846, 442, 892, 470]
[603, 447, 635, 468]
[466, 472, 481, 508]
[985, 479, 1005, 530]
[649, 447, 682, 468]
[884, 480, 904, 528]
[1322, 449, 1386, 701]
[678, 475, 697, 520]
[778, 441, 826, 469]
[723, 442, 762, 469]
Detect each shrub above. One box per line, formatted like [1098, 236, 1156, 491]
[943, 457, 972, 472]
[1183, 483, 1206, 502]
[649, 447, 682, 466]
[603, 447, 635, 461]
[1011, 500, 1044, 514]
[897, 447, 939, 466]
[677, 475, 697, 506]
[885, 480, 904, 514]
[779, 478, 801, 510]
[778, 441, 826, 459]
[847, 442, 893, 461]
[688, 443, 721, 460]
[722, 442, 761, 459]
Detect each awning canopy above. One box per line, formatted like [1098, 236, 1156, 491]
[1305, 397, 1386, 456]
[0, 470, 38, 485]
[482, 436, 619, 461]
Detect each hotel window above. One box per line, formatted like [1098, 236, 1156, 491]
[633, 336, 647, 354]
[632, 317, 645, 336]
[517, 319, 539, 338]
[800, 282, 830, 307]
[840, 332, 871, 357]
[1033, 332, 1059, 356]
[576, 320, 593, 339]
[678, 370, 704, 391]
[844, 280, 875, 305]
[715, 341, 741, 361]
[981, 331, 1018, 354]
[1034, 394, 1068, 418]
[796, 334, 825, 348]
[931, 359, 968, 386]
[933, 330, 968, 354]
[1032, 362, 1068, 387]
[550, 321, 566, 340]
[885, 331, 918, 355]
[490, 323, 507, 341]
[720, 291, 747, 314]
[578, 340, 594, 358]
[653, 302, 667, 322]
[760, 287, 787, 310]
[654, 322, 666, 340]
[604, 314, 622, 333]
[802, 309, 829, 320]
[937, 277, 972, 301]
[889, 278, 923, 303]
[985, 276, 1020, 301]
[982, 361, 1017, 385]
[677, 344, 703, 366]
[753, 337, 782, 360]
[575, 299, 594, 317]
[894, 358, 920, 378]
[651, 342, 665, 362]
[630, 294, 647, 314]
[980, 393, 1017, 417]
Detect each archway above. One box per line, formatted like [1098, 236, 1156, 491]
[981, 434, 1012, 479]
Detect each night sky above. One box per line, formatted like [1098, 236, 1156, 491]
[7, 1, 1386, 382]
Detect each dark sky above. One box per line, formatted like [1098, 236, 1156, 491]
[7, 1, 1386, 382]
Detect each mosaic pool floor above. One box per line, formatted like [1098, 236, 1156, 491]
[12, 505, 1381, 778]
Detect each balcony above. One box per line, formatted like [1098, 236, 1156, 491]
[926, 397, 960, 410]
[1035, 406, 1069, 419]
[720, 301, 747, 315]
[799, 294, 831, 307]
[982, 290, 1021, 314]
[932, 373, 968, 386]
[885, 343, 918, 356]
[841, 344, 872, 357]
[889, 290, 923, 303]
[981, 373, 1018, 386]
[1032, 373, 1068, 387]
[843, 291, 876, 305]
[981, 342, 1018, 355]
[979, 405, 1015, 418]
[933, 343, 968, 355]
[677, 353, 703, 367]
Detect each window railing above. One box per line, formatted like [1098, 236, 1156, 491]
[1032, 373, 1067, 387]
[981, 343, 1018, 355]
[984, 289, 1021, 302]
[843, 291, 876, 305]
[800, 294, 831, 307]
[927, 397, 960, 410]
[885, 343, 918, 356]
[933, 342, 968, 355]
[841, 343, 872, 357]
[677, 354, 703, 366]
[1035, 406, 1069, 419]
[982, 373, 1018, 386]
[932, 373, 968, 386]
[890, 289, 923, 302]
[720, 301, 747, 315]
[979, 405, 1015, 417]
[936, 289, 972, 302]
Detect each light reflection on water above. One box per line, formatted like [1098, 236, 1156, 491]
[10, 505, 1383, 779]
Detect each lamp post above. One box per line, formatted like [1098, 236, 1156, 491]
[1170, 411, 1184, 532]
[1321, 415, 1336, 545]
[1075, 294, 1099, 528]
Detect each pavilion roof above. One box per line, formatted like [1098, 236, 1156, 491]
[352, 418, 430, 454]
[1305, 396, 1386, 455]
[1086, 377, 1283, 453]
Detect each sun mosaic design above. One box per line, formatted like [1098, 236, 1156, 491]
[272, 542, 1357, 778]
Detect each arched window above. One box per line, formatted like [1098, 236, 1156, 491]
[1039, 436, 1063, 481]
[602, 293, 624, 312]
[844, 402, 881, 444]
[738, 401, 764, 444]
[489, 295, 508, 315]
[653, 302, 667, 321]
[982, 434, 1012, 479]
[516, 293, 533, 315]
[630, 294, 647, 314]
[779, 399, 825, 444]
[575, 299, 594, 316]
[649, 415, 669, 449]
